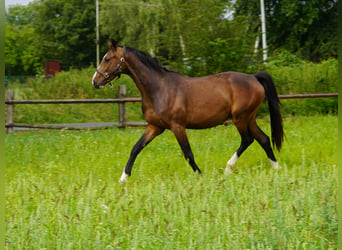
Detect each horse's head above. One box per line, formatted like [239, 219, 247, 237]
[92, 39, 127, 89]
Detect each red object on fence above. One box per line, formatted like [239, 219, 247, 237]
[44, 61, 61, 77]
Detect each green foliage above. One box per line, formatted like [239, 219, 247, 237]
[31, 0, 96, 70]
[5, 0, 96, 74]
[100, 0, 256, 75]
[5, 116, 337, 248]
[234, 0, 337, 61]
[5, 5, 34, 26]
[267, 56, 337, 94]
[5, 0, 337, 75]
[263, 54, 337, 116]
[6, 67, 143, 124]
[5, 5, 41, 75]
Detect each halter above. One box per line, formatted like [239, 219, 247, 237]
[96, 46, 126, 83]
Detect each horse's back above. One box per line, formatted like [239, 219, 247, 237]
[173, 72, 264, 128]
[184, 71, 264, 107]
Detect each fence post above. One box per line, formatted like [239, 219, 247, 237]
[6, 90, 14, 133]
[118, 85, 126, 128]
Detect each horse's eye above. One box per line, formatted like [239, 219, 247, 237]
[104, 57, 110, 62]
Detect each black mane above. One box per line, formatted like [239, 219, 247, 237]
[125, 46, 170, 73]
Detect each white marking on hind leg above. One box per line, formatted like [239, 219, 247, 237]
[225, 152, 238, 174]
[270, 159, 281, 169]
[119, 169, 129, 183]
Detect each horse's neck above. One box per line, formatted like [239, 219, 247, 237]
[126, 53, 164, 98]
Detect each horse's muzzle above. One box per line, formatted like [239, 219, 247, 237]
[92, 78, 105, 89]
[92, 71, 103, 89]
[92, 81, 100, 89]
[92, 80, 98, 88]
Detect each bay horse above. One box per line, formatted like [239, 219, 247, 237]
[92, 39, 284, 183]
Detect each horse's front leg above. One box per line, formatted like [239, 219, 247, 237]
[120, 124, 164, 183]
[171, 124, 201, 174]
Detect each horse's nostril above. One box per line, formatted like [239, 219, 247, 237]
[92, 80, 99, 89]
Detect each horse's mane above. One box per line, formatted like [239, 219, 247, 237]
[125, 46, 171, 73]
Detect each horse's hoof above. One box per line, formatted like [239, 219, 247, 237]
[119, 171, 129, 183]
[270, 160, 281, 169]
[224, 166, 234, 175]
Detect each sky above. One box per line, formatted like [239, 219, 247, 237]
[5, 0, 33, 9]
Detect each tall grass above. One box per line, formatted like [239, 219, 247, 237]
[5, 116, 337, 249]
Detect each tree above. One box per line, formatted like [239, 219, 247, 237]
[6, 0, 336, 76]
[100, 0, 256, 75]
[234, 0, 338, 61]
[5, 0, 97, 74]
[173, 0, 256, 74]
[32, 0, 97, 70]
[5, 5, 41, 75]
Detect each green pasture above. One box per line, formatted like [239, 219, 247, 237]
[5, 115, 337, 249]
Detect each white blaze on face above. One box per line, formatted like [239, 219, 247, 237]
[92, 52, 108, 86]
[92, 71, 97, 86]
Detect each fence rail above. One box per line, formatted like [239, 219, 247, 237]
[5, 97, 142, 104]
[5, 93, 338, 105]
[5, 86, 338, 132]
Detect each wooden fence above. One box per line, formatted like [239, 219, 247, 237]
[5, 85, 338, 133]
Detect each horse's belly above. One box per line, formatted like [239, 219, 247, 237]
[185, 110, 230, 129]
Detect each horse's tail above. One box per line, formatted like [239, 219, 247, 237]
[254, 72, 284, 151]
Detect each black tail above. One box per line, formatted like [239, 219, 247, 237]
[255, 72, 284, 151]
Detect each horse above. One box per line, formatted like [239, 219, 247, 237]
[92, 39, 284, 183]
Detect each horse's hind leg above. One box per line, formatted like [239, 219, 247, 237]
[225, 123, 254, 174]
[249, 120, 280, 169]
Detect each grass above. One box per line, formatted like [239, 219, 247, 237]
[5, 115, 337, 249]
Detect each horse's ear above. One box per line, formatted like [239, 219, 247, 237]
[110, 39, 118, 50]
